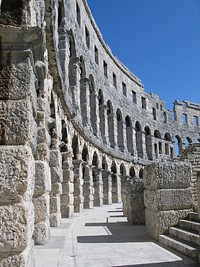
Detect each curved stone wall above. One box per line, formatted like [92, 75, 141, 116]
[0, 0, 199, 265]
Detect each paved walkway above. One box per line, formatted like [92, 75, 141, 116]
[35, 204, 199, 267]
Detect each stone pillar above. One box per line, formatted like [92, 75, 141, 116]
[0, 52, 36, 266]
[61, 151, 74, 217]
[73, 159, 84, 212]
[121, 175, 128, 212]
[112, 173, 122, 203]
[99, 104, 109, 144]
[80, 77, 89, 125]
[49, 145, 62, 226]
[69, 57, 80, 109]
[102, 170, 112, 205]
[83, 163, 94, 209]
[144, 161, 192, 240]
[93, 168, 103, 206]
[125, 178, 145, 224]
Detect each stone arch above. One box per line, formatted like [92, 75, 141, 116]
[102, 156, 108, 170]
[0, 0, 23, 26]
[135, 121, 143, 158]
[164, 132, 172, 155]
[79, 56, 88, 125]
[116, 109, 124, 151]
[98, 89, 106, 143]
[92, 151, 98, 167]
[60, 120, 68, 152]
[186, 137, 192, 146]
[89, 75, 97, 135]
[129, 166, 136, 178]
[72, 135, 79, 160]
[82, 144, 89, 162]
[139, 168, 143, 178]
[144, 126, 152, 160]
[125, 115, 133, 155]
[154, 130, 162, 157]
[107, 100, 115, 147]
[68, 29, 76, 58]
[175, 135, 182, 156]
[120, 163, 126, 176]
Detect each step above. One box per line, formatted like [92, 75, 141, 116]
[189, 212, 200, 222]
[179, 219, 200, 233]
[169, 226, 200, 246]
[159, 234, 200, 262]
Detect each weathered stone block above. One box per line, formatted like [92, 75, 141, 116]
[144, 162, 191, 190]
[49, 212, 61, 227]
[0, 202, 34, 252]
[61, 194, 74, 205]
[0, 100, 35, 145]
[51, 182, 62, 195]
[33, 194, 49, 223]
[0, 241, 34, 267]
[49, 150, 61, 167]
[145, 209, 192, 239]
[51, 167, 63, 183]
[50, 195, 61, 213]
[63, 169, 73, 182]
[62, 182, 74, 193]
[0, 146, 35, 204]
[37, 128, 50, 144]
[33, 220, 50, 245]
[0, 61, 32, 100]
[34, 161, 51, 197]
[144, 189, 192, 210]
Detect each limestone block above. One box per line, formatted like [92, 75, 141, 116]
[33, 219, 50, 245]
[49, 150, 61, 167]
[34, 143, 49, 161]
[51, 167, 63, 183]
[61, 194, 74, 205]
[0, 241, 34, 267]
[144, 189, 192, 210]
[0, 146, 35, 204]
[0, 61, 32, 100]
[0, 202, 34, 253]
[34, 161, 51, 197]
[37, 128, 50, 144]
[33, 194, 49, 223]
[50, 195, 61, 213]
[144, 161, 191, 190]
[62, 183, 74, 194]
[0, 100, 35, 145]
[49, 212, 61, 227]
[63, 169, 73, 182]
[146, 209, 192, 239]
[51, 182, 62, 195]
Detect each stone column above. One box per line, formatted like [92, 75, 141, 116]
[49, 142, 62, 226]
[93, 167, 103, 206]
[80, 77, 89, 125]
[112, 173, 122, 203]
[102, 170, 112, 205]
[0, 52, 36, 266]
[73, 159, 84, 212]
[125, 178, 145, 224]
[83, 163, 94, 209]
[69, 57, 80, 109]
[61, 151, 74, 217]
[144, 161, 192, 240]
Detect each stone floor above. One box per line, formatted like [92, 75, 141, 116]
[35, 204, 200, 267]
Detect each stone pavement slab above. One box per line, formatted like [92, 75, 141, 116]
[35, 204, 200, 267]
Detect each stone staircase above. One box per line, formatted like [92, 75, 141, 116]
[159, 212, 200, 263]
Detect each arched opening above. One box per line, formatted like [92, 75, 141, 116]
[99, 89, 106, 143]
[107, 100, 115, 148]
[92, 151, 98, 167]
[79, 56, 88, 125]
[175, 135, 182, 156]
[186, 137, 192, 147]
[139, 168, 143, 179]
[154, 130, 162, 157]
[125, 116, 133, 155]
[72, 135, 79, 160]
[135, 121, 143, 158]
[60, 120, 68, 152]
[129, 166, 135, 178]
[82, 144, 88, 162]
[164, 133, 172, 155]
[116, 109, 124, 151]
[89, 75, 97, 135]
[102, 156, 108, 170]
[145, 126, 152, 160]
[58, 0, 64, 27]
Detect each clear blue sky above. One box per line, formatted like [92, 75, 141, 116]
[87, 0, 200, 110]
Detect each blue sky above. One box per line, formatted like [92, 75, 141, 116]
[87, 0, 200, 110]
